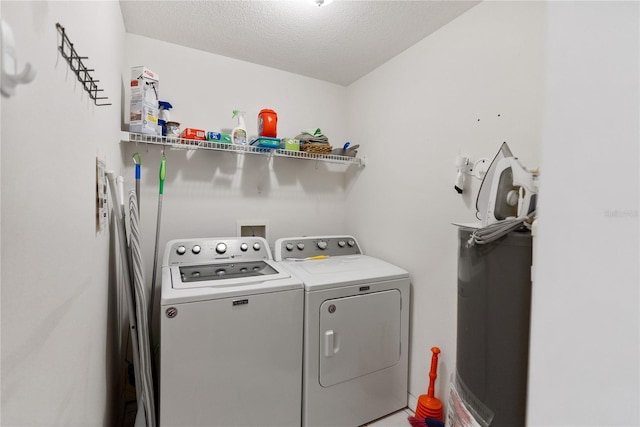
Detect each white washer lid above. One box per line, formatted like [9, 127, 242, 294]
[161, 259, 303, 304]
[277, 255, 408, 291]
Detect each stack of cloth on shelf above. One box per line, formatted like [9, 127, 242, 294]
[295, 128, 332, 154]
[296, 128, 329, 144]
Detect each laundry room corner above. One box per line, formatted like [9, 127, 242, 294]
[345, 0, 545, 411]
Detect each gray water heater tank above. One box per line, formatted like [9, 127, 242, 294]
[456, 227, 532, 427]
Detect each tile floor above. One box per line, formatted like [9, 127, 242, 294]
[361, 407, 416, 427]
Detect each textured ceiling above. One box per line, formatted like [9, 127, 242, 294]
[119, 0, 480, 86]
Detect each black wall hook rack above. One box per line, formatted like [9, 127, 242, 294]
[56, 23, 111, 106]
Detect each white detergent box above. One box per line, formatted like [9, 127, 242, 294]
[130, 103, 159, 135]
[130, 66, 159, 135]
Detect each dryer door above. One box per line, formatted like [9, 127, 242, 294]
[319, 289, 401, 387]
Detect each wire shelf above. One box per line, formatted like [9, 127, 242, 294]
[123, 132, 364, 166]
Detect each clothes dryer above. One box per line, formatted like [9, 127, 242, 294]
[274, 235, 410, 427]
[160, 237, 303, 427]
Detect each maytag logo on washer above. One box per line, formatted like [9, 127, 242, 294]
[165, 307, 178, 318]
[328, 304, 336, 314]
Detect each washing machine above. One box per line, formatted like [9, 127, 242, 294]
[274, 235, 410, 427]
[160, 236, 303, 427]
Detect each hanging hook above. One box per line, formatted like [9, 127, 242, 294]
[1, 19, 36, 98]
[55, 22, 111, 106]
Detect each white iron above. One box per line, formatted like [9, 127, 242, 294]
[478, 143, 538, 226]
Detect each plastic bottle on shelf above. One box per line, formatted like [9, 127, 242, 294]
[232, 110, 247, 145]
[158, 101, 173, 135]
[258, 109, 278, 137]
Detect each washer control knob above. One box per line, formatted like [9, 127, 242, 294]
[253, 242, 261, 251]
[337, 240, 346, 248]
[176, 245, 186, 255]
[317, 240, 328, 250]
[192, 245, 201, 254]
[285, 243, 294, 251]
[240, 243, 249, 252]
[347, 239, 356, 247]
[297, 243, 305, 251]
[216, 243, 227, 254]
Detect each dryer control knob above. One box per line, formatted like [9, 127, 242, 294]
[216, 243, 227, 254]
[240, 243, 249, 252]
[317, 240, 328, 250]
[192, 245, 201, 254]
[285, 243, 294, 251]
[337, 240, 346, 248]
[347, 239, 355, 247]
[176, 245, 186, 255]
[253, 242, 261, 251]
[297, 243, 305, 250]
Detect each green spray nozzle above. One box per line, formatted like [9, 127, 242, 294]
[159, 154, 166, 195]
[232, 110, 246, 129]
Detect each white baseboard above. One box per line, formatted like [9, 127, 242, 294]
[407, 393, 417, 415]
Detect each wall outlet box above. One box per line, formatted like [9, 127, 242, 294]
[237, 220, 269, 241]
[96, 156, 107, 232]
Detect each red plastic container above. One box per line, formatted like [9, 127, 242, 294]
[258, 109, 278, 138]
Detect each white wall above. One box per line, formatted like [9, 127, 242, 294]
[121, 34, 353, 339]
[528, 2, 639, 426]
[346, 0, 545, 410]
[1, 1, 125, 426]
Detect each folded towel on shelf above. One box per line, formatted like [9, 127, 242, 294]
[296, 128, 329, 145]
[296, 134, 329, 144]
[304, 128, 324, 137]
